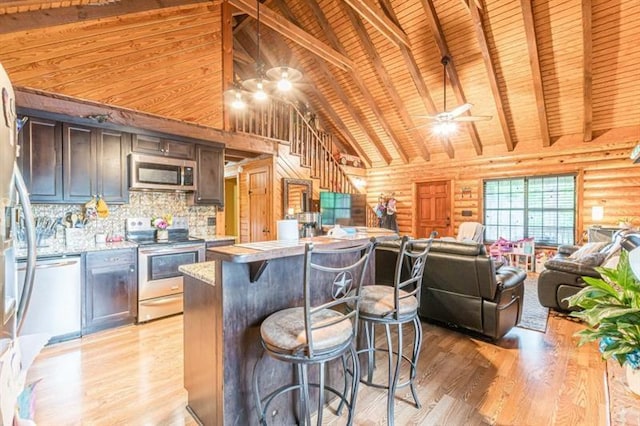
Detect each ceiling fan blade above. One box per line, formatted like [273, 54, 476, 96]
[448, 103, 473, 117]
[453, 115, 492, 122]
[411, 114, 441, 120]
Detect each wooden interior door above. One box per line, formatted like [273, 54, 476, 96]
[248, 166, 271, 242]
[416, 180, 451, 238]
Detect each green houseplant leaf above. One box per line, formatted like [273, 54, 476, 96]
[564, 250, 640, 369]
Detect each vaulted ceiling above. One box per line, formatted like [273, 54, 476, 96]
[0, 0, 638, 166]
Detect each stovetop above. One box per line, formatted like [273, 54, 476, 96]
[125, 217, 204, 247]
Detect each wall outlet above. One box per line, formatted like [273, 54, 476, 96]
[207, 217, 216, 226]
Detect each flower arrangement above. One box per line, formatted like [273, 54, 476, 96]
[152, 214, 173, 230]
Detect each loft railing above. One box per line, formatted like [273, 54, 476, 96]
[229, 98, 359, 195]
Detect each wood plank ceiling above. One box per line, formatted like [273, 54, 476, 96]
[0, 0, 638, 166]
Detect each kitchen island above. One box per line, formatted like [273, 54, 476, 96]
[179, 230, 396, 425]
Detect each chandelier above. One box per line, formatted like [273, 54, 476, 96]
[226, 0, 302, 110]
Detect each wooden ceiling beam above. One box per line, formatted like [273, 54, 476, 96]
[228, 0, 354, 72]
[465, 0, 515, 151]
[232, 39, 254, 65]
[422, 0, 483, 155]
[236, 6, 374, 167]
[277, 0, 392, 164]
[302, 0, 409, 163]
[342, 0, 411, 49]
[342, 2, 428, 162]
[308, 88, 373, 168]
[520, 0, 551, 147]
[0, 0, 212, 32]
[582, 0, 593, 142]
[378, 0, 452, 158]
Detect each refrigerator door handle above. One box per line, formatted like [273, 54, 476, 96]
[13, 163, 37, 334]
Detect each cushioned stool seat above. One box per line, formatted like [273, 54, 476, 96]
[261, 307, 354, 354]
[356, 286, 418, 319]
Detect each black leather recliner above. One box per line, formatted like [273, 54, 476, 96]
[537, 229, 634, 311]
[375, 239, 526, 340]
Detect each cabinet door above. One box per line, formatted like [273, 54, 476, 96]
[162, 139, 195, 159]
[96, 129, 130, 203]
[132, 134, 164, 156]
[63, 123, 95, 202]
[84, 250, 137, 334]
[132, 134, 195, 159]
[18, 117, 63, 202]
[195, 145, 224, 205]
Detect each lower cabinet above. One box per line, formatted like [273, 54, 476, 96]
[83, 249, 137, 335]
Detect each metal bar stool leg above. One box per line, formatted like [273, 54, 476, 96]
[253, 352, 268, 426]
[410, 317, 422, 408]
[347, 343, 360, 426]
[317, 362, 326, 425]
[384, 323, 395, 426]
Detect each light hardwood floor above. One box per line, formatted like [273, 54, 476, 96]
[28, 313, 610, 425]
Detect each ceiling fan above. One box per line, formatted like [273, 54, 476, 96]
[414, 56, 492, 133]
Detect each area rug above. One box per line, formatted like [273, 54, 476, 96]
[517, 275, 549, 333]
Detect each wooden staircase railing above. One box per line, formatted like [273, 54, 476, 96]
[230, 98, 359, 195]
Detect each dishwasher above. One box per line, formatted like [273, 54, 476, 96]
[17, 255, 82, 344]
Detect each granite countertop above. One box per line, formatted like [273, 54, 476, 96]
[180, 261, 216, 286]
[206, 229, 398, 264]
[16, 240, 139, 259]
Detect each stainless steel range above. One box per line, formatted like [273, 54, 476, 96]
[126, 217, 205, 322]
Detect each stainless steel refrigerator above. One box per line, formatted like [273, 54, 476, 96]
[0, 62, 38, 423]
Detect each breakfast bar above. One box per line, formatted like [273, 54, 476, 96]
[179, 230, 396, 425]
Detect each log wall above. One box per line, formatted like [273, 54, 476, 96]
[366, 131, 640, 243]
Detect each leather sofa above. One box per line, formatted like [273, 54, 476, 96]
[537, 229, 633, 311]
[375, 239, 527, 340]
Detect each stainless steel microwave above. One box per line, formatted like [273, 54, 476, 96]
[129, 153, 196, 191]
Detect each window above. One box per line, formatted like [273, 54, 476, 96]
[484, 174, 576, 246]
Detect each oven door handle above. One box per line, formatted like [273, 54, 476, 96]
[139, 245, 204, 255]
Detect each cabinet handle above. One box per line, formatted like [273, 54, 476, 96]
[107, 257, 120, 263]
[130, 268, 135, 273]
[197, 196, 202, 201]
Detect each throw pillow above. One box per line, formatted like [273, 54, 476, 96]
[575, 252, 607, 267]
[568, 242, 607, 260]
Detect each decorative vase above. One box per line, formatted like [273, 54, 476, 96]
[626, 364, 640, 396]
[156, 229, 169, 240]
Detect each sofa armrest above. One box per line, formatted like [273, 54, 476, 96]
[495, 266, 527, 291]
[543, 258, 602, 278]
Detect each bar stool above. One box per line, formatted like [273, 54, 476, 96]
[356, 235, 434, 425]
[253, 239, 375, 425]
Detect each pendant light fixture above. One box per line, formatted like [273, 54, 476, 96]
[242, 0, 268, 101]
[266, 66, 302, 92]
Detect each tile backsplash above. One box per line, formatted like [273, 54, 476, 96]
[29, 192, 217, 243]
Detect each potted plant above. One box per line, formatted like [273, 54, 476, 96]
[565, 250, 640, 395]
[618, 217, 636, 229]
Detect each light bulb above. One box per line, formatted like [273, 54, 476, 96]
[434, 121, 457, 136]
[231, 91, 246, 109]
[253, 81, 267, 101]
[277, 71, 292, 91]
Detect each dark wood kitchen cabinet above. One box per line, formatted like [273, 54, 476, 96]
[83, 249, 137, 335]
[132, 134, 195, 159]
[64, 124, 131, 204]
[18, 116, 130, 204]
[18, 117, 63, 202]
[194, 144, 224, 205]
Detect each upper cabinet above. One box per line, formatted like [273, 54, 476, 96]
[18, 115, 131, 204]
[132, 134, 195, 159]
[18, 117, 63, 202]
[194, 144, 224, 206]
